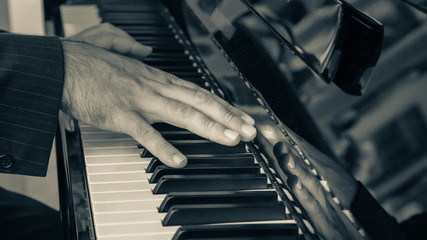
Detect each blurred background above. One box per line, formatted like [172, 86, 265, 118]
[278, 0, 427, 223]
[0, 0, 426, 227]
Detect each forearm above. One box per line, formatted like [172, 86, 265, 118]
[0, 34, 64, 176]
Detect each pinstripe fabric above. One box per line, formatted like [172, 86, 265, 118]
[0, 33, 64, 177]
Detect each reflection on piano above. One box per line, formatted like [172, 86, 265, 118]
[56, 0, 383, 239]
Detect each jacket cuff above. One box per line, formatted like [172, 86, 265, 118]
[0, 34, 64, 176]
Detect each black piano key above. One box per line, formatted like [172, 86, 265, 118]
[149, 65, 197, 73]
[172, 224, 299, 240]
[135, 38, 182, 46]
[98, 3, 162, 13]
[126, 30, 174, 37]
[134, 36, 181, 42]
[140, 141, 247, 158]
[143, 56, 192, 64]
[102, 12, 165, 24]
[106, 21, 169, 27]
[99, 0, 160, 2]
[162, 131, 205, 140]
[153, 123, 185, 131]
[146, 158, 164, 172]
[143, 59, 193, 67]
[152, 174, 268, 194]
[162, 203, 288, 226]
[151, 45, 187, 52]
[136, 132, 205, 150]
[138, 39, 183, 46]
[117, 25, 171, 32]
[158, 191, 278, 213]
[153, 48, 186, 55]
[161, 131, 205, 140]
[149, 164, 260, 183]
[146, 153, 255, 173]
[148, 52, 190, 59]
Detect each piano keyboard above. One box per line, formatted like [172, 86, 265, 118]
[62, 0, 301, 239]
[80, 124, 298, 240]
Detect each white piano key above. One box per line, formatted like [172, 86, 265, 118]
[90, 190, 156, 202]
[86, 163, 147, 174]
[81, 132, 132, 140]
[88, 172, 151, 183]
[89, 181, 151, 192]
[93, 198, 164, 212]
[93, 211, 166, 224]
[83, 139, 137, 148]
[84, 147, 141, 156]
[96, 223, 177, 238]
[85, 155, 149, 165]
[96, 223, 177, 240]
[99, 234, 175, 240]
[79, 124, 108, 132]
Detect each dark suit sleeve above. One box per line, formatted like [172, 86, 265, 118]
[351, 181, 407, 240]
[0, 33, 64, 177]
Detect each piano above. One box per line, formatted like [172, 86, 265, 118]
[55, 0, 383, 239]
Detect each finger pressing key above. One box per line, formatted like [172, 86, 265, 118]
[118, 112, 187, 168]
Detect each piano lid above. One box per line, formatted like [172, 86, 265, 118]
[181, 0, 383, 96]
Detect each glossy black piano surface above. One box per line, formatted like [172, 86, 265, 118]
[56, 0, 424, 239]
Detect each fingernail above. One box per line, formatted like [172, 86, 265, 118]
[224, 129, 239, 141]
[241, 123, 256, 137]
[296, 180, 302, 190]
[241, 114, 255, 125]
[138, 45, 153, 56]
[287, 155, 295, 169]
[145, 46, 153, 52]
[172, 153, 186, 167]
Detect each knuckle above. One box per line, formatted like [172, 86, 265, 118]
[296, 168, 308, 183]
[201, 117, 218, 131]
[313, 202, 323, 214]
[165, 73, 178, 84]
[314, 181, 326, 199]
[299, 188, 312, 202]
[157, 97, 169, 114]
[183, 81, 198, 89]
[138, 127, 161, 142]
[142, 64, 157, 76]
[222, 110, 238, 125]
[156, 141, 173, 153]
[290, 156, 303, 176]
[193, 88, 213, 105]
[176, 104, 193, 117]
[101, 22, 113, 29]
